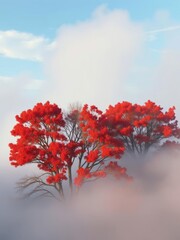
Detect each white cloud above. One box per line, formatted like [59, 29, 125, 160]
[152, 45, 180, 117]
[147, 25, 180, 42]
[43, 5, 143, 109]
[135, 12, 180, 116]
[0, 30, 54, 61]
[0, 75, 42, 90]
[147, 25, 180, 34]
[0, 74, 42, 169]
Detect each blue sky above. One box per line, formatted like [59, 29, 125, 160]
[1, 0, 180, 34]
[0, 1, 179, 38]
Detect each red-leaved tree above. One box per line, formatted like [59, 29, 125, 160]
[9, 101, 129, 200]
[9, 100, 179, 200]
[103, 100, 180, 157]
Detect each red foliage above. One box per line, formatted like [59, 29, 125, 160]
[104, 162, 130, 180]
[104, 100, 180, 155]
[74, 168, 91, 186]
[9, 100, 179, 198]
[80, 104, 125, 159]
[9, 101, 84, 186]
[85, 150, 99, 163]
[9, 101, 129, 197]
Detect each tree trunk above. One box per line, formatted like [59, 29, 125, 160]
[68, 166, 73, 195]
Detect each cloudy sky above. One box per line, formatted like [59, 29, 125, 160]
[0, 0, 180, 188]
[0, 0, 179, 108]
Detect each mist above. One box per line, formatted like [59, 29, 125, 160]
[0, 149, 180, 240]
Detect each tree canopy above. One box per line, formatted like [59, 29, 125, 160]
[9, 100, 180, 200]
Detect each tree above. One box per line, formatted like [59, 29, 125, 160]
[10, 100, 179, 200]
[103, 100, 180, 158]
[9, 101, 129, 200]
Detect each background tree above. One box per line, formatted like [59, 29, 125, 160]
[103, 100, 180, 158]
[9, 101, 128, 200]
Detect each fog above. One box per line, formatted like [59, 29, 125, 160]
[0, 150, 180, 240]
